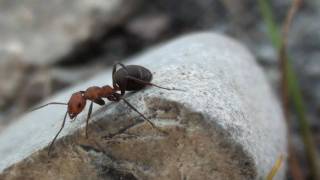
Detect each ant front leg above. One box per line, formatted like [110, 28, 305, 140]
[85, 99, 105, 138]
[48, 111, 68, 155]
[85, 101, 93, 138]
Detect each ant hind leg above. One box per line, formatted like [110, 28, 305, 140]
[112, 62, 127, 76]
[112, 63, 128, 87]
[112, 63, 128, 95]
[125, 76, 185, 91]
[120, 97, 168, 135]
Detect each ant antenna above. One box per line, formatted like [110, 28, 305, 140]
[30, 102, 68, 112]
[48, 111, 68, 155]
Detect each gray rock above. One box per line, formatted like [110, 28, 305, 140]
[126, 14, 171, 41]
[0, 60, 25, 109]
[0, 0, 139, 65]
[0, 32, 287, 180]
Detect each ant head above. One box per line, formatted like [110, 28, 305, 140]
[68, 92, 86, 119]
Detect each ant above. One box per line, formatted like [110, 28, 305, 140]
[32, 63, 179, 155]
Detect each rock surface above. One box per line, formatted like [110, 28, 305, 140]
[0, 33, 287, 180]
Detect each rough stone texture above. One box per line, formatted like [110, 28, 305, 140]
[0, 0, 139, 65]
[0, 33, 287, 180]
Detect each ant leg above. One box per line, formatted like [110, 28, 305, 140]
[120, 81, 127, 96]
[48, 111, 68, 156]
[112, 62, 128, 75]
[94, 98, 105, 106]
[84, 98, 104, 137]
[121, 98, 168, 135]
[85, 101, 94, 138]
[112, 62, 128, 87]
[125, 76, 185, 91]
[121, 97, 168, 133]
[120, 98, 156, 128]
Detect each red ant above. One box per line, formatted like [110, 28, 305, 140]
[32, 63, 179, 155]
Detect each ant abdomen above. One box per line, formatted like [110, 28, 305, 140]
[114, 65, 153, 91]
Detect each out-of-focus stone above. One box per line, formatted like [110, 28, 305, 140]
[0, 60, 26, 109]
[0, 0, 140, 65]
[126, 14, 171, 40]
[0, 32, 287, 180]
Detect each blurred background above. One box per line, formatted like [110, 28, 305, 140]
[0, 0, 318, 179]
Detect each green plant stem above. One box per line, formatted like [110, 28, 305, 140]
[258, 0, 320, 179]
[258, 0, 281, 49]
[287, 60, 320, 179]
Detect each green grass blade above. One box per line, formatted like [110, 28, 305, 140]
[258, 0, 320, 179]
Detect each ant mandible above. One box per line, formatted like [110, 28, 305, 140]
[32, 63, 179, 155]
